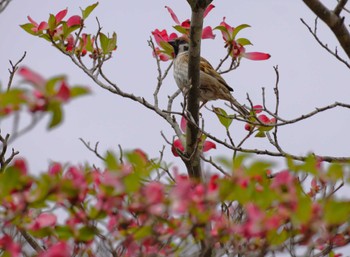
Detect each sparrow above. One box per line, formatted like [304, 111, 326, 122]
[168, 38, 249, 117]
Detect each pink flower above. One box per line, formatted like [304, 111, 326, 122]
[49, 162, 62, 175]
[0, 235, 21, 257]
[27, 16, 48, 33]
[258, 114, 276, 125]
[216, 17, 270, 61]
[66, 15, 82, 27]
[18, 66, 46, 90]
[39, 241, 71, 257]
[13, 158, 28, 175]
[171, 138, 185, 157]
[151, 29, 178, 61]
[165, 5, 215, 39]
[29, 213, 57, 230]
[55, 9, 68, 24]
[171, 116, 216, 157]
[55, 80, 71, 102]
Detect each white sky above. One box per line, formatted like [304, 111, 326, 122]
[0, 0, 349, 174]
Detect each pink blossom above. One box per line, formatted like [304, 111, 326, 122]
[29, 213, 57, 230]
[242, 51, 271, 61]
[49, 162, 62, 175]
[66, 15, 82, 27]
[0, 235, 21, 257]
[258, 114, 276, 125]
[144, 182, 164, 205]
[203, 141, 216, 152]
[27, 16, 48, 33]
[171, 138, 185, 157]
[55, 9, 68, 24]
[18, 66, 46, 89]
[216, 17, 270, 61]
[39, 241, 71, 257]
[13, 158, 28, 175]
[56, 80, 71, 102]
[164, 5, 215, 39]
[270, 170, 294, 189]
[253, 105, 263, 113]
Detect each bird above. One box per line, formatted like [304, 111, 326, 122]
[168, 37, 249, 117]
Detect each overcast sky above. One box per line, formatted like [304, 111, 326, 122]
[0, 0, 349, 174]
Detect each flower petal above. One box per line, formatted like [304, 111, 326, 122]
[56, 80, 71, 102]
[67, 15, 82, 27]
[38, 21, 48, 31]
[18, 66, 46, 89]
[55, 9, 68, 24]
[242, 52, 271, 61]
[202, 26, 215, 39]
[29, 213, 57, 230]
[171, 139, 184, 157]
[203, 4, 215, 18]
[165, 6, 180, 25]
[203, 141, 216, 152]
[180, 116, 187, 133]
[27, 16, 38, 26]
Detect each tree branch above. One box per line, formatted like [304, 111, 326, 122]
[302, 0, 350, 59]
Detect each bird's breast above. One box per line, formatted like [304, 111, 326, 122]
[173, 53, 189, 91]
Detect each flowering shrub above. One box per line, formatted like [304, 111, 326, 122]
[1, 66, 89, 128]
[0, 154, 349, 256]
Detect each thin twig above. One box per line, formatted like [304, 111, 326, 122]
[7, 52, 27, 91]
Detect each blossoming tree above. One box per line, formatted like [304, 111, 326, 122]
[0, 0, 350, 256]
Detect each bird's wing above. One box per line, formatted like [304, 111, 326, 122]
[199, 57, 233, 92]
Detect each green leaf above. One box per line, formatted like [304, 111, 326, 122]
[324, 200, 350, 225]
[82, 2, 99, 19]
[173, 25, 188, 35]
[0, 168, 22, 197]
[213, 25, 229, 38]
[133, 226, 152, 240]
[232, 24, 250, 39]
[105, 151, 119, 171]
[70, 86, 90, 98]
[20, 23, 38, 35]
[45, 76, 65, 95]
[327, 163, 344, 182]
[159, 41, 174, 54]
[99, 32, 109, 54]
[85, 34, 94, 52]
[255, 131, 266, 138]
[107, 32, 117, 53]
[293, 197, 312, 224]
[77, 226, 96, 242]
[236, 37, 252, 46]
[213, 107, 233, 130]
[55, 225, 74, 240]
[99, 32, 117, 54]
[48, 14, 57, 31]
[123, 172, 142, 193]
[0, 89, 26, 107]
[268, 229, 288, 246]
[48, 101, 63, 129]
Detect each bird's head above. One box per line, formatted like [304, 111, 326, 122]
[168, 37, 189, 57]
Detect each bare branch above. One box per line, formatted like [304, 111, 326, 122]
[7, 52, 27, 91]
[79, 138, 106, 161]
[0, 0, 11, 13]
[300, 18, 350, 69]
[0, 132, 19, 172]
[302, 0, 350, 59]
[334, 0, 348, 16]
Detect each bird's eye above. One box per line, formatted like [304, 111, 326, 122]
[184, 46, 189, 51]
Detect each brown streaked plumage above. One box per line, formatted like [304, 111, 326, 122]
[169, 38, 249, 116]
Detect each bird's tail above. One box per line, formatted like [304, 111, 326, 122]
[229, 97, 250, 117]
